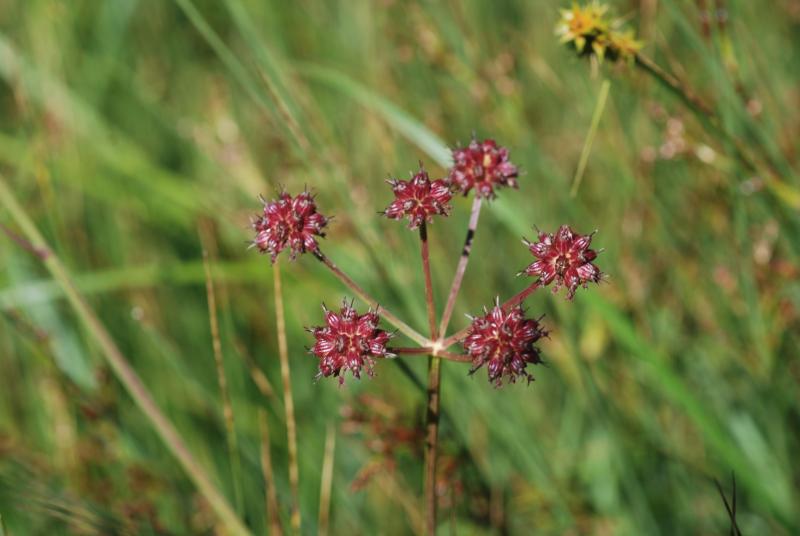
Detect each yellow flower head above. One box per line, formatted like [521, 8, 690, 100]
[555, 2, 642, 63]
[556, 2, 610, 55]
[607, 29, 643, 63]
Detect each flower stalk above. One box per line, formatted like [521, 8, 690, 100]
[313, 250, 431, 347]
[251, 136, 605, 535]
[438, 196, 482, 336]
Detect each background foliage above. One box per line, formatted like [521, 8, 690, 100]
[1, 0, 799, 534]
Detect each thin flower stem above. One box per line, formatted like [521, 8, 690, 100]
[437, 350, 471, 363]
[418, 219, 444, 535]
[634, 53, 715, 118]
[273, 265, 301, 534]
[570, 79, 611, 198]
[423, 354, 441, 536]
[313, 250, 432, 347]
[441, 281, 541, 348]
[391, 346, 431, 355]
[634, 52, 800, 208]
[438, 196, 482, 337]
[390, 347, 471, 362]
[419, 222, 438, 340]
[0, 176, 251, 536]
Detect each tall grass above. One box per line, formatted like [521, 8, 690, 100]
[1, 1, 798, 534]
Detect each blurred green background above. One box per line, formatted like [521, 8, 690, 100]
[1, 0, 799, 534]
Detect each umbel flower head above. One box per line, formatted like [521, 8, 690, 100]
[522, 225, 602, 299]
[449, 138, 518, 199]
[252, 190, 329, 263]
[308, 299, 393, 384]
[463, 300, 547, 386]
[555, 2, 642, 63]
[382, 165, 452, 229]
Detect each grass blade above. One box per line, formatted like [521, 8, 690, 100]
[203, 248, 244, 516]
[0, 175, 251, 536]
[297, 64, 451, 167]
[318, 423, 336, 536]
[259, 409, 284, 536]
[570, 79, 611, 197]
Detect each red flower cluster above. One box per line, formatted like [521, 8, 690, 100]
[522, 225, 602, 299]
[250, 136, 605, 388]
[463, 300, 546, 386]
[382, 167, 452, 229]
[449, 138, 518, 199]
[309, 300, 393, 384]
[252, 191, 329, 263]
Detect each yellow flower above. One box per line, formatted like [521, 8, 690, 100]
[607, 30, 643, 63]
[555, 2, 610, 55]
[555, 2, 643, 63]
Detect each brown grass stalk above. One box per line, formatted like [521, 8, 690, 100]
[203, 249, 244, 515]
[317, 423, 337, 536]
[273, 264, 302, 533]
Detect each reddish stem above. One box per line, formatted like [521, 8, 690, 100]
[313, 250, 431, 347]
[390, 347, 471, 362]
[441, 281, 541, 348]
[419, 222, 438, 340]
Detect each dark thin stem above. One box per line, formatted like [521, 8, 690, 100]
[438, 196, 482, 337]
[635, 52, 797, 208]
[313, 250, 431, 347]
[634, 53, 714, 118]
[441, 281, 541, 348]
[391, 346, 431, 355]
[419, 220, 443, 535]
[419, 222, 438, 340]
[0, 222, 49, 259]
[423, 354, 441, 536]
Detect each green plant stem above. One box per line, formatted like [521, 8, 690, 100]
[0, 176, 251, 536]
[570, 79, 611, 198]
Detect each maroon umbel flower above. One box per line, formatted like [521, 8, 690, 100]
[252, 191, 329, 262]
[382, 167, 452, 229]
[463, 300, 546, 386]
[522, 225, 602, 299]
[449, 138, 518, 199]
[309, 300, 393, 384]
